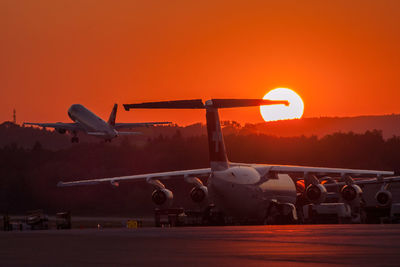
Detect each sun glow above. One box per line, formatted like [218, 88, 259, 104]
[260, 88, 304, 122]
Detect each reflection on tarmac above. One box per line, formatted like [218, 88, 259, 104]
[1, 225, 400, 266]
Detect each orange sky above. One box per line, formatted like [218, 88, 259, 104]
[1, 0, 399, 125]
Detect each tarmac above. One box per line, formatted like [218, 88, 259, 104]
[1, 224, 400, 266]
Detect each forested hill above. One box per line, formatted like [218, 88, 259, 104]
[244, 114, 400, 139]
[1, 118, 400, 215]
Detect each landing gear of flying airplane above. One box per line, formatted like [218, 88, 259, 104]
[71, 131, 79, 143]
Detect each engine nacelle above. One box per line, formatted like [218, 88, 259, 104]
[152, 189, 173, 207]
[320, 177, 339, 193]
[57, 128, 67, 134]
[190, 186, 208, 203]
[375, 189, 392, 207]
[305, 184, 327, 204]
[341, 184, 362, 204]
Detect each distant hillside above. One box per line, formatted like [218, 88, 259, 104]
[2, 114, 400, 150]
[230, 114, 400, 139]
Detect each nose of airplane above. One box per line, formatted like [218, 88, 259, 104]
[68, 104, 83, 121]
[208, 173, 264, 219]
[68, 104, 82, 113]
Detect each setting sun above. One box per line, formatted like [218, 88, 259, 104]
[260, 88, 304, 122]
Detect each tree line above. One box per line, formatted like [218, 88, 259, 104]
[1, 129, 399, 215]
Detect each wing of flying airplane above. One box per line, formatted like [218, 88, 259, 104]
[87, 131, 144, 136]
[86, 132, 108, 136]
[23, 122, 85, 132]
[114, 122, 171, 129]
[116, 131, 143, 135]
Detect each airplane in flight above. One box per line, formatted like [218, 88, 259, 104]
[24, 104, 171, 143]
[58, 99, 394, 223]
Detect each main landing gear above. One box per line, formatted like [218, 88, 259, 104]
[71, 131, 79, 143]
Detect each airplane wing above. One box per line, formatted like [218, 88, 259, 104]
[353, 176, 400, 184]
[319, 176, 400, 188]
[86, 132, 142, 136]
[117, 132, 143, 135]
[114, 122, 171, 129]
[58, 163, 393, 187]
[86, 132, 108, 136]
[58, 168, 211, 187]
[23, 122, 84, 132]
[237, 163, 394, 177]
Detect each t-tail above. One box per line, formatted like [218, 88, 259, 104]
[107, 104, 118, 126]
[123, 99, 288, 172]
[205, 104, 229, 171]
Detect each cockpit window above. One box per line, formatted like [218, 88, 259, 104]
[68, 112, 76, 121]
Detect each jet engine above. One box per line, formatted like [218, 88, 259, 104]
[320, 177, 339, 193]
[375, 189, 392, 207]
[340, 184, 362, 204]
[190, 186, 208, 203]
[305, 184, 327, 204]
[57, 128, 67, 134]
[152, 189, 173, 207]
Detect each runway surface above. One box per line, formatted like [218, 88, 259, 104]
[1, 224, 400, 266]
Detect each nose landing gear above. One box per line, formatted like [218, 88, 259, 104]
[264, 201, 298, 224]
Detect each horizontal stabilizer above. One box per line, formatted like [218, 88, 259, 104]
[124, 99, 204, 110]
[124, 98, 288, 110]
[207, 99, 289, 108]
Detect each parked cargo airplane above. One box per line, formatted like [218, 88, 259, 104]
[24, 104, 170, 143]
[58, 99, 394, 222]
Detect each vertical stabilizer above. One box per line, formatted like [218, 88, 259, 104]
[108, 104, 118, 126]
[205, 105, 229, 171]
